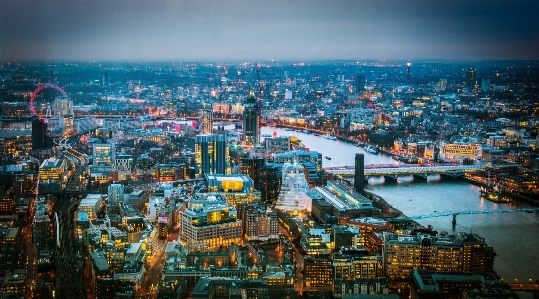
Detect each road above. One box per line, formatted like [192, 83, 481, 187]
[54, 195, 85, 299]
[139, 240, 167, 298]
[279, 223, 304, 291]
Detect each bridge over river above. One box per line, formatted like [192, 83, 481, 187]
[324, 164, 486, 178]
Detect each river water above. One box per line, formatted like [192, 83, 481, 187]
[262, 127, 539, 287]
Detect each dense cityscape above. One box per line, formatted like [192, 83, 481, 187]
[0, 59, 537, 299]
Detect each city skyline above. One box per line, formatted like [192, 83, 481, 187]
[2, 0, 539, 62]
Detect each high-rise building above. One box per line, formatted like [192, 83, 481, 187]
[31, 118, 50, 150]
[53, 96, 73, 117]
[355, 76, 366, 95]
[108, 184, 124, 207]
[195, 134, 231, 176]
[103, 72, 110, 86]
[243, 91, 260, 146]
[200, 108, 213, 134]
[480, 79, 490, 92]
[354, 153, 365, 194]
[465, 70, 475, 90]
[93, 144, 115, 167]
[33, 215, 52, 251]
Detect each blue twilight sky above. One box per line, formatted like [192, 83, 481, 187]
[1, 0, 539, 61]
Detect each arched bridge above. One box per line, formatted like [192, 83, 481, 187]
[324, 165, 486, 176]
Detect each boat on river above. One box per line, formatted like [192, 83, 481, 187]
[365, 145, 378, 154]
[323, 134, 337, 140]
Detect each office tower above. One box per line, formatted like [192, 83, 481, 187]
[240, 156, 265, 185]
[108, 184, 124, 207]
[258, 164, 282, 204]
[465, 70, 475, 89]
[32, 118, 49, 150]
[243, 91, 260, 146]
[439, 79, 447, 91]
[200, 108, 213, 134]
[480, 79, 490, 92]
[275, 162, 311, 212]
[93, 144, 115, 167]
[407, 61, 411, 80]
[103, 72, 110, 86]
[195, 134, 231, 176]
[355, 76, 366, 95]
[33, 215, 52, 251]
[53, 96, 73, 117]
[0, 224, 20, 276]
[246, 210, 279, 241]
[354, 153, 365, 194]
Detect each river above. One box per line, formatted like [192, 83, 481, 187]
[261, 126, 539, 290]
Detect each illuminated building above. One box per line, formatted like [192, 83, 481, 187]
[213, 103, 231, 114]
[204, 174, 255, 193]
[245, 209, 278, 241]
[53, 96, 73, 116]
[240, 156, 265, 186]
[179, 200, 241, 251]
[195, 134, 231, 177]
[156, 163, 186, 182]
[93, 144, 115, 167]
[199, 108, 213, 134]
[191, 277, 269, 299]
[107, 184, 124, 207]
[134, 153, 154, 182]
[78, 194, 105, 220]
[243, 91, 260, 146]
[0, 197, 14, 215]
[274, 150, 322, 172]
[303, 256, 333, 288]
[264, 136, 291, 153]
[38, 157, 69, 194]
[275, 162, 311, 212]
[114, 153, 133, 181]
[332, 248, 380, 281]
[33, 215, 52, 251]
[480, 79, 491, 92]
[0, 224, 20, 276]
[258, 163, 282, 204]
[382, 233, 495, 281]
[439, 142, 482, 163]
[333, 277, 391, 298]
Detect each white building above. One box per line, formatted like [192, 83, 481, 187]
[275, 162, 312, 212]
[439, 142, 482, 163]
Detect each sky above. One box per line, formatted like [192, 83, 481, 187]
[1, 0, 539, 62]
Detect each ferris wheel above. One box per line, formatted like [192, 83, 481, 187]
[30, 84, 67, 118]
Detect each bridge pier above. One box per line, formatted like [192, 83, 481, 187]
[367, 175, 387, 185]
[397, 175, 414, 183]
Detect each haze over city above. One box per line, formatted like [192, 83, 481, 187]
[2, 0, 539, 61]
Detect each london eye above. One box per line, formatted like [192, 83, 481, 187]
[30, 83, 67, 118]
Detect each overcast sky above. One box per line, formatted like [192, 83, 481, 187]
[1, 0, 539, 61]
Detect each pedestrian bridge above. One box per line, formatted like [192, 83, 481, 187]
[324, 165, 486, 177]
[390, 207, 539, 221]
